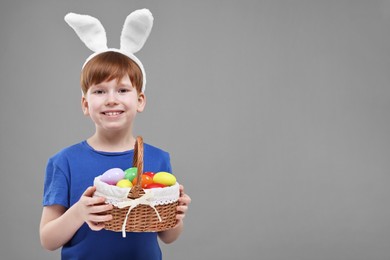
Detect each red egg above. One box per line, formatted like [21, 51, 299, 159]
[145, 183, 166, 189]
[143, 171, 155, 178]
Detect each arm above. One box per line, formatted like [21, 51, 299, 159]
[158, 185, 191, 244]
[39, 186, 113, 251]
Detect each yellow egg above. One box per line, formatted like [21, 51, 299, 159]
[153, 172, 176, 186]
[116, 179, 133, 188]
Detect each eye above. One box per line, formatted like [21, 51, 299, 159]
[118, 88, 131, 94]
[93, 90, 105, 95]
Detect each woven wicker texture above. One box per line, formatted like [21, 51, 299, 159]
[102, 136, 178, 233]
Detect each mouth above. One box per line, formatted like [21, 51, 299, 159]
[101, 111, 124, 116]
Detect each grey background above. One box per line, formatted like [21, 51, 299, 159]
[1, 0, 390, 259]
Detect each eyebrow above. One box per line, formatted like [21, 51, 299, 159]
[118, 82, 133, 88]
[91, 81, 132, 88]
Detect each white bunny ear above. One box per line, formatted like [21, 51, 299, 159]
[64, 13, 108, 52]
[120, 9, 153, 54]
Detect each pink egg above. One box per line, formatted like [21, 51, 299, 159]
[100, 168, 125, 185]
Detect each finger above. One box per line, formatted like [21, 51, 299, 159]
[179, 185, 184, 196]
[88, 203, 113, 214]
[177, 205, 188, 213]
[87, 221, 105, 231]
[178, 194, 189, 202]
[88, 213, 113, 223]
[83, 196, 106, 206]
[176, 214, 185, 221]
[83, 186, 96, 197]
[178, 194, 191, 205]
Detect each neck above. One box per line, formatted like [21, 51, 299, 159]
[87, 128, 136, 152]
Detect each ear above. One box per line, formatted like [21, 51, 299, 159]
[65, 13, 108, 52]
[81, 95, 90, 116]
[120, 9, 153, 54]
[137, 93, 146, 112]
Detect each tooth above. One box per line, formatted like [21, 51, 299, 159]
[105, 112, 121, 116]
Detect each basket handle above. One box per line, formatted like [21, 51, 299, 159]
[129, 136, 144, 199]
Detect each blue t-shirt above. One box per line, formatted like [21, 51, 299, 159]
[43, 141, 172, 260]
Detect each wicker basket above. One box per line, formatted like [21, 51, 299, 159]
[93, 136, 179, 236]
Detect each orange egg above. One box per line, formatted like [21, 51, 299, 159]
[132, 174, 154, 188]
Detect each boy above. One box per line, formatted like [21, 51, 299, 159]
[40, 10, 191, 260]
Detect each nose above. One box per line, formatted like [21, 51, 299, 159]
[105, 90, 119, 106]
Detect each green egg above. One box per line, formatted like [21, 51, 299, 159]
[124, 167, 138, 182]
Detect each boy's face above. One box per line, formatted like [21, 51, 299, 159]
[81, 75, 145, 133]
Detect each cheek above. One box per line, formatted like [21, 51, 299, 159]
[122, 96, 138, 109]
[88, 104, 100, 114]
[83, 98, 99, 115]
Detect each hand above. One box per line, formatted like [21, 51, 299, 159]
[176, 185, 191, 225]
[75, 186, 113, 231]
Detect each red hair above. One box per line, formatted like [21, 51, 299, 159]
[81, 51, 143, 94]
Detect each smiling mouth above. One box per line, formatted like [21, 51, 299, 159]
[102, 111, 124, 116]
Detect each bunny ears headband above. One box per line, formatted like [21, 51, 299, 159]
[64, 9, 153, 92]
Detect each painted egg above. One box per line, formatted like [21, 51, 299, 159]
[124, 167, 138, 182]
[145, 183, 166, 189]
[116, 179, 133, 188]
[132, 174, 154, 188]
[153, 172, 176, 186]
[100, 168, 125, 185]
[143, 171, 155, 178]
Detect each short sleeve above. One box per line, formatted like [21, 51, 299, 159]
[42, 158, 70, 208]
[163, 152, 172, 173]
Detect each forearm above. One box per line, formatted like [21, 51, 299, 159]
[40, 205, 84, 251]
[158, 220, 184, 244]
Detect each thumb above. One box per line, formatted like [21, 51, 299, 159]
[83, 186, 96, 197]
